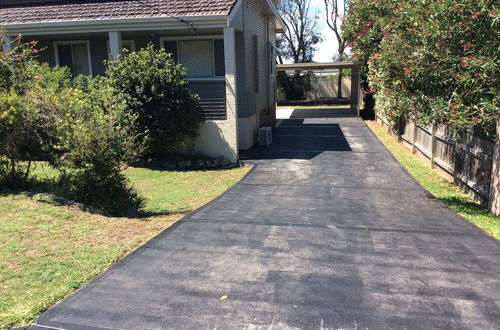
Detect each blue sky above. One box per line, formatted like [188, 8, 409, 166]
[310, 0, 344, 62]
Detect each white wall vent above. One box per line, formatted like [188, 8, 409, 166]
[258, 127, 272, 146]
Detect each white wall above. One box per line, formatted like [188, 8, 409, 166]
[238, 115, 258, 149]
[184, 28, 239, 163]
[187, 120, 238, 161]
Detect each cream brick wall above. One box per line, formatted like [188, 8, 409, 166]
[184, 28, 239, 163]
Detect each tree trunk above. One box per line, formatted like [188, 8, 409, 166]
[337, 69, 343, 99]
[489, 118, 500, 216]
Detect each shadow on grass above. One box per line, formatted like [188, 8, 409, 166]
[0, 187, 185, 219]
[440, 196, 491, 217]
[0, 174, 147, 218]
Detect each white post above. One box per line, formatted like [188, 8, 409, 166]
[223, 27, 239, 162]
[3, 35, 12, 52]
[108, 31, 122, 60]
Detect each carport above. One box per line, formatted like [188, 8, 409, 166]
[276, 61, 364, 116]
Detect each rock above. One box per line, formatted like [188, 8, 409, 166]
[160, 160, 177, 170]
[196, 160, 207, 168]
[217, 156, 230, 167]
[206, 159, 219, 168]
[178, 160, 192, 169]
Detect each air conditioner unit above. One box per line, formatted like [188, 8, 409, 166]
[258, 127, 272, 146]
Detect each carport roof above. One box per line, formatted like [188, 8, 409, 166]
[277, 61, 364, 71]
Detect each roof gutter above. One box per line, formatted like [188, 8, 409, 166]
[262, 0, 286, 33]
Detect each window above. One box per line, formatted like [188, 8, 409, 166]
[179, 40, 213, 77]
[55, 41, 92, 76]
[106, 40, 136, 55]
[161, 38, 225, 78]
[163, 41, 178, 62]
[213, 40, 225, 77]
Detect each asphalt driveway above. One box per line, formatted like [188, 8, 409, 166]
[31, 108, 500, 329]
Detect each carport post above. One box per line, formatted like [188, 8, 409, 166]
[350, 66, 361, 117]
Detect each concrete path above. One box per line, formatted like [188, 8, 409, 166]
[32, 108, 499, 329]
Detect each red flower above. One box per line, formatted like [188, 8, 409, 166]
[474, 72, 480, 78]
[365, 21, 373, 28]
[364, 87, 375, 95]
[463, 42, 473, 51]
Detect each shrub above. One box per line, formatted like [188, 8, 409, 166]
[0, 37, 71, 187]
[0, 35, 146, 216]
[343, 0, 499, 136]
[50, 78, 146, 216]
[104, 45, 203, 156]
[277, 71, 313, 100]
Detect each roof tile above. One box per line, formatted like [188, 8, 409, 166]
[0, 0, 237, 24]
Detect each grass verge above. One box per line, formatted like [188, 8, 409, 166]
[366, 120, 499, 239]
[0, 165, 249, 328]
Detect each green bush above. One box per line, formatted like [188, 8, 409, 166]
[343, 0, 499, 136]
[104, 45, 203, 156]
[50, 78, 146, 216]
[0, 35, 146, 216]
[0, 38, 71, 187]
[277, 71, 313, 100]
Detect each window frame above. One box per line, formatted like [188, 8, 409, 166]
[54, 40, 93, 76]
[160, 36, 225, 79]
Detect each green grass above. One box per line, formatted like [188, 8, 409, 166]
[366, 120, 499, 239]
[0, 165, 249, 329]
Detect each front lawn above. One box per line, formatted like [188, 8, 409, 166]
[366, 120, 499, 239]
[0, 165, 249, 329]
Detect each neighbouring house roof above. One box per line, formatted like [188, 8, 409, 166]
[0, 0, 238, 25]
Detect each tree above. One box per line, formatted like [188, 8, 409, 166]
[324, 0, 347, 98]
[343, 0, 499, 214]
[104, 45, 203, 156]
[276, 0, 322, 63]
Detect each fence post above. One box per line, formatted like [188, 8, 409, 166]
[489, 119, 500, 216]
[411, 122, 417, 154]
[430, 125, 436, 168]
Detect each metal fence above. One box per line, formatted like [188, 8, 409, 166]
[376, 112, 494, 205]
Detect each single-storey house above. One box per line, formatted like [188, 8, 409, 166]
[0, 0, 285, 163]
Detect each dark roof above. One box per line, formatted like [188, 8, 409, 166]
[0, 0, 237, 24]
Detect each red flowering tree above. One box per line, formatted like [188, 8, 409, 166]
[343, 0, 500, 214]
[343, 0, 499, 134]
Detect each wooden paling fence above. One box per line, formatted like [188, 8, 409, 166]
[376, 111, 496, 206]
